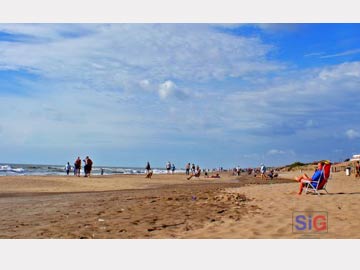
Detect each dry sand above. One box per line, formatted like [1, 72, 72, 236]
[0, 170, 359, 239]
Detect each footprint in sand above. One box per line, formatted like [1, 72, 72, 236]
[276, 226, 289, 234]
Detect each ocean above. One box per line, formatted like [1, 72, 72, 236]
[0, 163, 184, 176]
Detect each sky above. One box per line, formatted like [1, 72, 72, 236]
[0, 23, 360, 168]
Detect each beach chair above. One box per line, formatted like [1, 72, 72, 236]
[304, 161, 332, 195]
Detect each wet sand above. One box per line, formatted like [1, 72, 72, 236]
[0, 171, 359, 238]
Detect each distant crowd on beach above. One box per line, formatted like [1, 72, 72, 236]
[65, 156, 94, 177]
[228, 164, 279, 180]
[64, 157, 279, 181]
[145, 161, 234, 180]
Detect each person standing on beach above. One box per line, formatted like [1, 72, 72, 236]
[191, 163, 195, 174]
[166, 161, 171, 174]
[88, 156, 93, 177]
[185, 163, 190, 175]
[74, 157, 81, 177]
[260, 164, 267, 180]
[145, 162, 153, 179]
[85, 156, 93, 177]
[145, 162, 151, 174]
[355, 161, 360, 178]
[65, 162, 71, 175]
[171, 163, 176, 174]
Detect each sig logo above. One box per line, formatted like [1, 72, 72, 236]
[292, 211, 328, 233]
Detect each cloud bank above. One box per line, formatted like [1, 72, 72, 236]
[1, 24, 359, 167]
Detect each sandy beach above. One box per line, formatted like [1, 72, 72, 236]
[0, 169, 359, 239]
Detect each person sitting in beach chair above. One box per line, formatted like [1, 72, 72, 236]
[294, 161, 331, 195]
[187, 165, 201, 180]
[304, 161, 331, 195]
[294, 162, 323, 195]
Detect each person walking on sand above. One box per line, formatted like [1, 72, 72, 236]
[171, 163, 176, 174]
[260, 164, 267, 180]
[74, 157, 81, 177]
[65, 162, 71, 175]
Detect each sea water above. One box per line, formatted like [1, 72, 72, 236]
[0, 163, 184, 176]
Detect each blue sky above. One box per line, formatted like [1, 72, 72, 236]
[0, 23, 360, 168]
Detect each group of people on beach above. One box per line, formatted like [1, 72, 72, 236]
[232, 166, 242, 176]
[146, 159, 337, 196]
[234, 165, 278, 180]
[144, 161, 200, 180]
[65, 156, 93, 177]
[144, 161, 177, 179]
[63, 155, 338, 196]
[166, 161, 176, 174]
[187, 164, 201, 180]
[185, 163, 197, 175]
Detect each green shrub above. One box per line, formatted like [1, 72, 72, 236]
[287, 161, 306, 171]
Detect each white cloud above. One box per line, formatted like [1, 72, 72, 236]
[202, 59, 360, 144]
[267, 149, 286, 155]
[320, 48, 360, 59]
[346, 129, 360, 139]
[139, 79, 152, 91]
[157, 79, 192, 101]
[0, 88, 159, 148]
[318, 62, 360, 80]
[158, 80, 176, 99]
[1, 24, 360, 166]
[0, 24, 282, 93]
[254, 24, 301, 33]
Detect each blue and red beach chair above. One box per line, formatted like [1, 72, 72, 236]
[303, 161, 332, 195]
